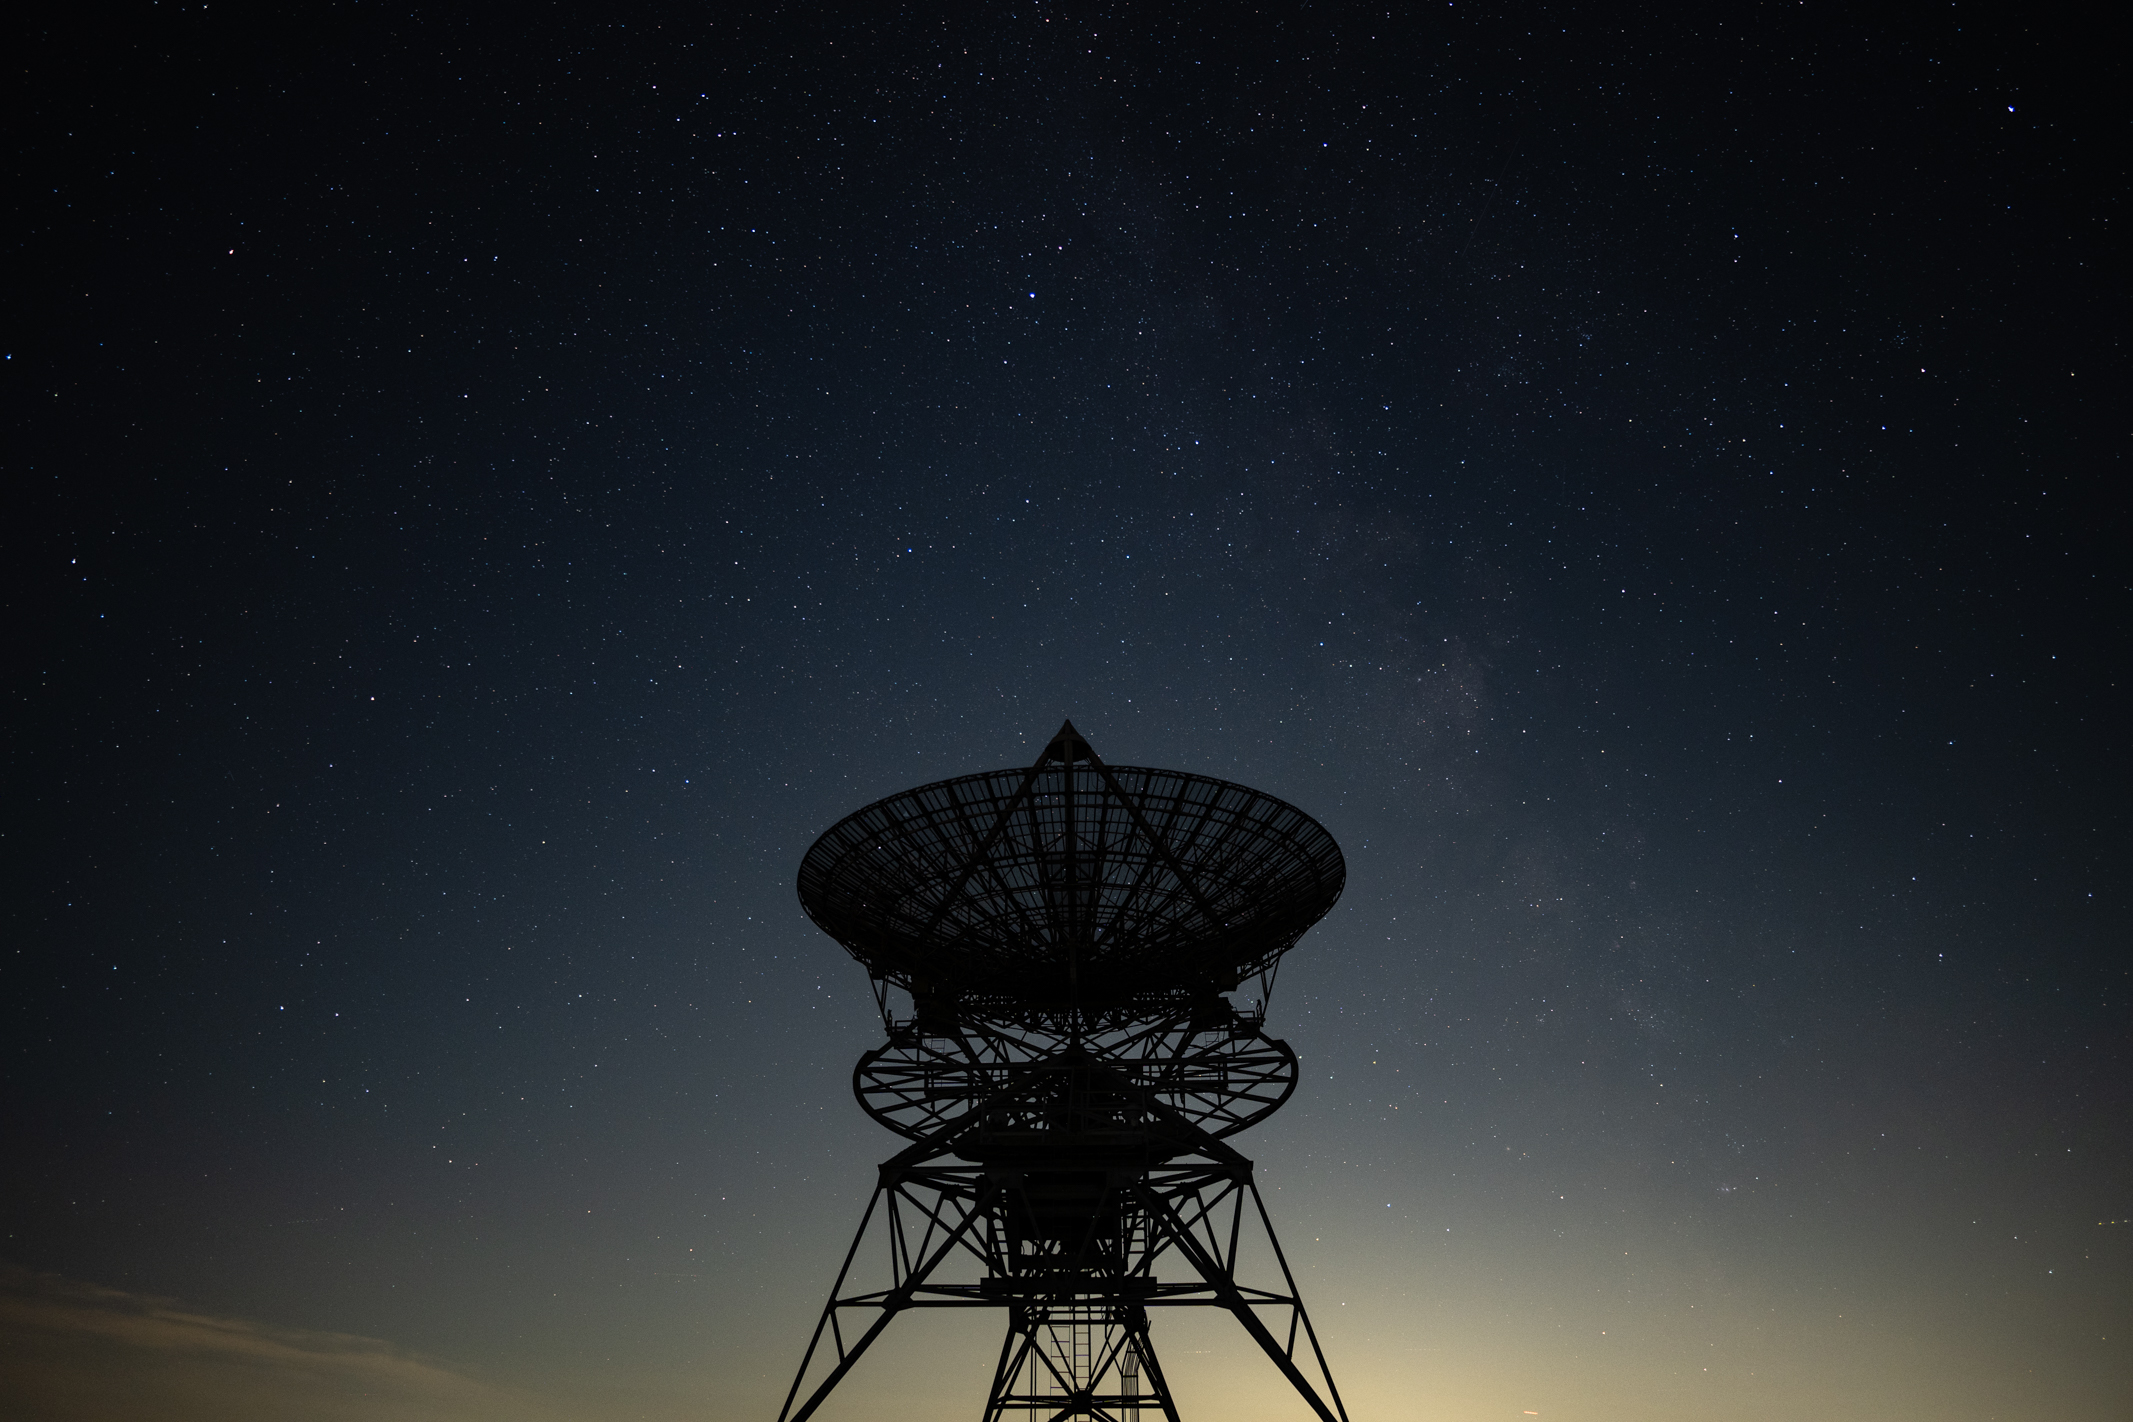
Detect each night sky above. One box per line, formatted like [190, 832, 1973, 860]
[5, 5, 2126, 1420]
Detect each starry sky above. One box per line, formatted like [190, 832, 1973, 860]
[4, 4, 2126, 1420]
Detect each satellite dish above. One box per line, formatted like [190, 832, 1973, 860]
[797, 721, 1345, 1026]
[778, 723, 1355, 1422]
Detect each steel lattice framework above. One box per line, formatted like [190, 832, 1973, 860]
[778, 723, 1351, 1421]
[851, 1018, 1300, 1145]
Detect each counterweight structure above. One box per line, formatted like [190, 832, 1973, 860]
[778, 722, 1350, 1421]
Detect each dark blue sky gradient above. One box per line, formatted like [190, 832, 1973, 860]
[5, 5, 2125, 1419]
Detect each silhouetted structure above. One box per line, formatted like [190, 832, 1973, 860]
[777, 722, 1350, 1421]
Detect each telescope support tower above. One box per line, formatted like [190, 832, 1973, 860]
[774, 1036, 1349, 1422]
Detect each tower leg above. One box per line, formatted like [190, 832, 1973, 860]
[776, 1174, 998, 1422]
[1136, 1177, 1351, 1422]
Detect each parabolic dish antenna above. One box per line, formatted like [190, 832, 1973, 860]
[776, 722, 1355, 1421]
[797, 721, 1345, 1024]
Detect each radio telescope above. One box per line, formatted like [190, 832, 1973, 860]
[776, 721, 1351, 1421]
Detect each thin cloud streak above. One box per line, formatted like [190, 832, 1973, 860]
[0, 1264, 580, 1422]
